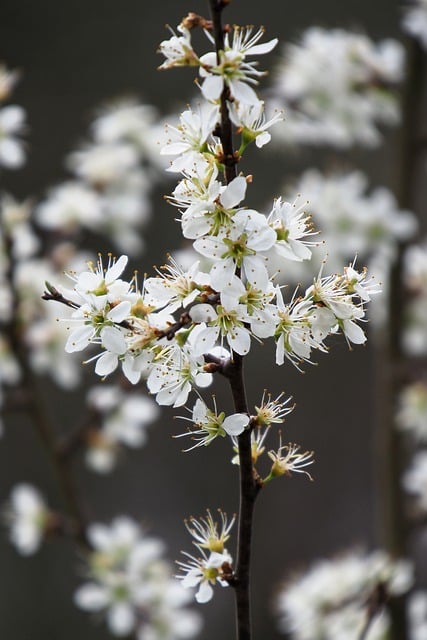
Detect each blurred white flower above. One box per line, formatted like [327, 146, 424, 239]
[402, 0, 427, 50]
[286, 170, 417, 271]
[91, 100, 159, 155]
[84, 385, 159, 473]
[408, 591, 427, 640]
[1, 194, 39, 259]
[0, 64, 19, 102]
[402, 242, 427, 356]
[68, 143, 139, 186]
[276, 548, 413, 639]
[35, 182, 103, 232]
[75, 517, 201, 638]
[6, 484, 49, 555]
[0, 105, 26, 168]
[271, 28, 404, 148]
[396, 381, 427, 442]
[36, 99, 165, 254]
[403, 451, 427, 512]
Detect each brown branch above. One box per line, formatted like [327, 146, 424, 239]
[207, 2, 261, 639]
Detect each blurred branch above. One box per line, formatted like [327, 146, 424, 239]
[374, 37, 426, 640]
[2, 228, 90, 549]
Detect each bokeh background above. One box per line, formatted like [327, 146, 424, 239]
[0, 1, 415, 638]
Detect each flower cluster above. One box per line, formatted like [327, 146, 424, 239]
[177, 510, 234, 603]
[74, 517, 201, 639]
[270, 28, 404, 148]
[276, 549, 413, 640]
[43, 12, 380, 616]
[285, 169, 417, 273]
[84, 384, 160, 473]
[35, 100, 165, 255]
[51, 250, 377, 405]
[44, 18, 378, 424]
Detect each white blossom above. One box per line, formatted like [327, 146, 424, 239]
[158, 24, 199, 70]
[0, 105, 26, 168]
[160, 104, 220, 174]
[193, 209, 276, 291]
[271, 28, 404, 148]
[75, 517, 201, 638]
[36, 182, 103, 232]
[276, 549, 413, 639]
[285, 170, 417, 272]
[199, 26, 277, 105]
[402, 0, 427, 50]
[178, 548, 232, 604]
[267, 438, 314, 480]
[266, 196, 317, 263]
[396, 381, 427, 442]
[228, 100, 284, 149]
[144, 257, 211, 313]
[6, 484, 49, 556]
[176, 397, 249, 449]
[84, 385, 159, 473]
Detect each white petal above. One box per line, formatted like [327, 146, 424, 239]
[193, 236, 224, 260]
[227, 327, 251, 355]
[189, 304, 218, 324]
[194, 371, 213, 388]
[223, 413, 249, 436]
[74, 584, 109, 611]
[105, 255, 128, 282]
[0, 138, 25, 168]
[101, 326, 127, 354]
[95, 351, 119, 377]
[121, 357, 141, 385]
[210, 259, 236, 292]
[201, 76, 223, 101]
[11, 484, 43, 512]
[107, 602, 135, 636]
[243, 256, 269, 290]
[181, 569, 202, 589]
[108, 301, 131, 323]
[65, 325, 94, 353]
[0, 105, 25, 130]
[229, 80, 259, 105]
[191, 326, 219, 357]
[195, 581, 213, 603]
[220, 176, 247, 209]
[246, 38, 278, 56]
[342, 319, 366, 344]
[87, 523, 111, 549]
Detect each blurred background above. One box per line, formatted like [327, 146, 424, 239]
[0, 1, 421, 638]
